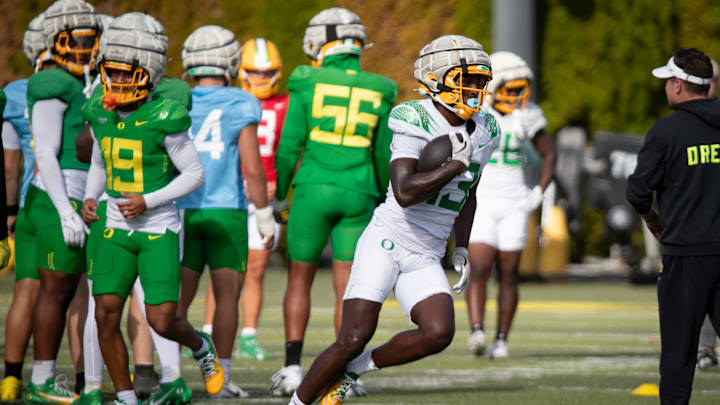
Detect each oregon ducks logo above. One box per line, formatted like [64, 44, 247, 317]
[103, 227, 114, 239]
[117, 122, 126, 130]
[381, 239, 395, 250]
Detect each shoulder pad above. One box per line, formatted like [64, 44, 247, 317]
[477, 109, 499, 140]
[150, 99, 191, 134]
[27, 69, 77, 103]
[388, 101, 437, 136]
[154, 78, 193, 111]
[287, 65, 316, 91]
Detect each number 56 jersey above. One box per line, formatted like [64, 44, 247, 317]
[375, 98, 501, 259]
[178, 86, 262, 210]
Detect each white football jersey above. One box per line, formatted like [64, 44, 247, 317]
[477, 101, 547, 197]
[374, 98, 500, 259]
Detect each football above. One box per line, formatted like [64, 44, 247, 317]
[417, 134, 453, 172]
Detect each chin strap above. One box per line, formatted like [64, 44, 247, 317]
[416, 87, 458, 116]
[82, 65, 94, 99]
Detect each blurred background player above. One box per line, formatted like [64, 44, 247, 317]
[76, 12, 193, 404]
[271, 7, 397, 396]
[290, 34, 499, 405]
[81, 26, 223, 405]
[176, 25, 275, 398]
[1, 12, 45, 401]
[236, 37, 286, 360]
[20, 1, 100, 403]
[465, 51, 556, 359]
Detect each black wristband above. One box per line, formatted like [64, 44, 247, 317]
[7, 205, 18, 216]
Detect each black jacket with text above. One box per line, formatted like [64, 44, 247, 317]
[627, 98, 720, 256]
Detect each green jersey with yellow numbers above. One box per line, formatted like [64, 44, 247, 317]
[83, 95, 191, 198]
[27, 68, 90, 171]
[275, 54, 397, 200]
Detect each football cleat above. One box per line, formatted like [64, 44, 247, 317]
[1, 376, 23, 401]
[697, 347, 719, 371]
[468, 330, 487, 356]
[209, 380, 249, 399]
[320, 371, 359, 405]
[146, 378, 191, 405]
[132, 369, 159, 399]
[236, 334, 271, 360]
[270, 365, 302, 397]
[23, 376, 78, 405]
[345, 377, 367, 398]
[70, 389, 102, 405]
[489, 339, 509, 359]
[193, 331, 225, 395]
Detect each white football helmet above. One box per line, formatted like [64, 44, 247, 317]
[104, 12, 167, 51]
[415, 35, 492, 120]
[43, 0, 100, 76]
[97, 28, 167, 107]
[23, 12, 46, 69]
[182, 25, 241, 80]
[303, 7, 365, 66]
[96, 14, 115, 32]
[487, 51, 533, 114]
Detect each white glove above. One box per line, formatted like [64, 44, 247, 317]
[255, 205, 276, 239]
[524, 185, 544, 212]
[451, 247, 470, 294]
[449, 130, 473, 169]
[60, 209, 89, 248]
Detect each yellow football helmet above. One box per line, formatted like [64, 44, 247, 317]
[240, 38, 282, 99]
[43, 0, 100, 77]
[415, 35, 492, 120]
[488, 51, 533, 114]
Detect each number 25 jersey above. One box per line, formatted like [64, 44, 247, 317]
[178, 86, 262, 210]
[376, 98, 501, 258]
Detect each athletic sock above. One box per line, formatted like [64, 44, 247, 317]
[346, 350, 379, 376]
[4, 361, 23, 379]
[471, 323, 484, 334]
[289, 391, 308, 405]
[84, 380, 102, 394]
[74, 372, 85, 394]
[285, 341, 303, 367]
[192, 336, 209, 357]
[134, 364, 154, 378]
[31, 360, 55, 385]
[117, 389, 138, 405]
[201, 324, 213, 335]
[219, 358, 231, 383]
[241, 327, 257, 337]
[496, 332, 507, 341]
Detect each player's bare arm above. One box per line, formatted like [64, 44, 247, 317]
[238, 124, 269, 209]
[454, 182, 478, 248]
[533, 130, 557, 190]
[390, 158, 467, 207]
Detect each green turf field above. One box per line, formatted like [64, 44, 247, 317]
[1, 268, 718, 404]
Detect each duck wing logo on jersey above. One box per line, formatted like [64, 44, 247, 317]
[389, 101, 436, 134]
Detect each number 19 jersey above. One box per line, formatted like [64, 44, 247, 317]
[375, 98, 501, 258]
[178, 86, 262, 210]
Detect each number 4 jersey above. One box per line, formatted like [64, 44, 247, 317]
[178, 86, 262, 210]
[375, 98, 501, 259]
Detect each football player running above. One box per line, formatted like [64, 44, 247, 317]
[81, 27, 223, 405]
[20, 1, 100, 403]
[465, 52, 556, 359]
[271, 7, 397, 396]
[236, 37, 286, 361]
[287, 34, 500, 405]
[1, 12, 46, 401]
[176, 25, 274, 399]
[76, 12, 192, 405]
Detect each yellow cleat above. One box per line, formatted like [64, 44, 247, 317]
[193, 331, 225, 395]
[320, 372, 358, 405]
[0, 376, 22, 400]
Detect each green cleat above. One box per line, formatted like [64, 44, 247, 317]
[71, 389, 103, 405]
[23, 376, 79, 405]
[146, 378, 191, 405]
[235, 334, 271, 360]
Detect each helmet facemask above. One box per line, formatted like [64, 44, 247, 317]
[423, 63, 492, 120]
[240, 69, 281, 99]
[100, 61, 151, 109]
[493, 79, 531, 114]
[52, 28, 99, 75]
[239, 38, 282, 99]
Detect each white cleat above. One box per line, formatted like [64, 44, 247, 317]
[468, 330, 487, 356]
[270, 365, 302, 396]
[346, 377, 367, 397]
[489, 339, 509, 359]
[210, 380, 249, 399]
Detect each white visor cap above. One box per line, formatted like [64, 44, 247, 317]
[652, 56, 712, 85]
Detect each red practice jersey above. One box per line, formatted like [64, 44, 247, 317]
[258, 93, 289, 182]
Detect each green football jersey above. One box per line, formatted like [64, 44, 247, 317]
[27, 68, 90, 171]
[83, 95, 191, 198]
[90, 77, 192, 111]
[275, 54, 397, 200]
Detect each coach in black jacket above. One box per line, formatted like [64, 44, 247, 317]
[627, 48, 720, 405]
